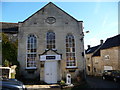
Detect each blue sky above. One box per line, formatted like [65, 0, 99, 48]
[1, 2, 118, 49]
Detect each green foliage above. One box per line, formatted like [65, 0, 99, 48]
[2, 33, 19, 66]
[2, 33, 20, 79]
[60, 80, 66, 85]
[4, 59, 10, 67]
[11, 73, 15, 79]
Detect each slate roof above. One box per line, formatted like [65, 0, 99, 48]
[85, 45, 101, 54]
[86, 34, 120, 56]
[101, 34, 120, 50]
[0, 22, 18, 33]
[39, 49, 62, 55]
[92, 48, 101, 57]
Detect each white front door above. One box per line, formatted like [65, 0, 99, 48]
[44, 60, 58, 84]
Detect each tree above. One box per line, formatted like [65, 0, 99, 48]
[2, 33, 20, 79]
[2, 33, 19, 66]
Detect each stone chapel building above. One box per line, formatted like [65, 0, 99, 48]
[18, 2, 85, 84]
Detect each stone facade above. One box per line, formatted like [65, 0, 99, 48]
[18, 2, 85, 83]
[85, 53, 93, 75]
[101, 46, 120, 71]
[86, 34, 120, 76]
[85, 44, 102, 76]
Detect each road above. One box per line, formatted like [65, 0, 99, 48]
[25, 76, 120, 89]
[86, 76, 120, 88]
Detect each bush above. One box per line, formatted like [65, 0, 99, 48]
[60, 80, 66, 85]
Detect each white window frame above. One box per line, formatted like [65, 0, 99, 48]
[26, 34, 37, 69]
[104, 55, 110, 60]
[66, 34, 76, 68]
[46, 31, 55, 49]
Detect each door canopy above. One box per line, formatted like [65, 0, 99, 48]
[39, 49, 62, 61]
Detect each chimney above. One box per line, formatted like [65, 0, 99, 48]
[87, 45, 91, 49]
[100, 40, 104, 44]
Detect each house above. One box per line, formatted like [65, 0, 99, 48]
[100, 34, 120, 71]
[0, 22, 18, 42]
[17, 2, 85, 84]
[85, 34, 120, 76]
[85, 40, 103, 76]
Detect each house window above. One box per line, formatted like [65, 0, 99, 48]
[27, 34, 37, 68]
[66, 34, 76, 67]
[87, 66, 90, 71]
[87, 58, 90, 61]
[104, 55, 110, 60]
[95, 59, 98, 64]
[94, 68, 96, 72]
[46, 31, 55, 49]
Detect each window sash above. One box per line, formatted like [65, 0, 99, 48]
[46, 32, 55, 49]
[27, 35, 37, 67]
[66, 34, 76, 67]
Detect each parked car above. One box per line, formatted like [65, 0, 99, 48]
[102, 70, 120, 82]
[0, 77, 26, 90]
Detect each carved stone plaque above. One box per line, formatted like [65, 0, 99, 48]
[46, 17, 56, 24]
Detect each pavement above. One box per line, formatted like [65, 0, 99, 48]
[25, 84, 74, 89]
[25, 84, 60, 89]
[25, 76, 120, 89]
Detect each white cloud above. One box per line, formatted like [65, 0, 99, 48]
[84, 37, 100, 49]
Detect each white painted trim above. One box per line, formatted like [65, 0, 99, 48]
[66, 66, 78, 68]
[25, 67, 37, 69]
[46, 31, 56, 49]
[74, 35, 77, 67]
[104, 66, 113, 70]
[0, 67, 11, 78]
[26, 34, 37, 68]
[104, 55, 110, 60]
[40, 55, 61, 61]
[0, 67, 11, 69]
[65, 33, 77, 67]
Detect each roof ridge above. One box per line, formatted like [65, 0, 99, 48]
[106, 34, 120, 40]
[101, 34, 120, 49]
[0, 22, 18, 24]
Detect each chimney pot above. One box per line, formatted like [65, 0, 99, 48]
[100, 40, 104, 44]
[87, 45, 91, 49]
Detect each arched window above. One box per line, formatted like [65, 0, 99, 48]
[27, 34, 37, 68]
[46, 31, 55, 49]
[66, 34, 76, 67]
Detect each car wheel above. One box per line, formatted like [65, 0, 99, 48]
[113, 78, 117, 82]
[102, 76, 105, 80]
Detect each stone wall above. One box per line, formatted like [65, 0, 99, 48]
[101, 47, 120, 70]
[86, 46, 120, 76]
[18, 3, 85, 82]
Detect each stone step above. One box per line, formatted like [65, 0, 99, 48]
[25, 84, 60, 89]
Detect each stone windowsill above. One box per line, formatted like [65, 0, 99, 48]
[66, 66, 78, 69]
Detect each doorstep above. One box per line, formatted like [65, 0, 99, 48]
[25, 84, 60, 89]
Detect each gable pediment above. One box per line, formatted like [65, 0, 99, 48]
[39, 49, 61, 55]
[21, 2, 79, 26]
